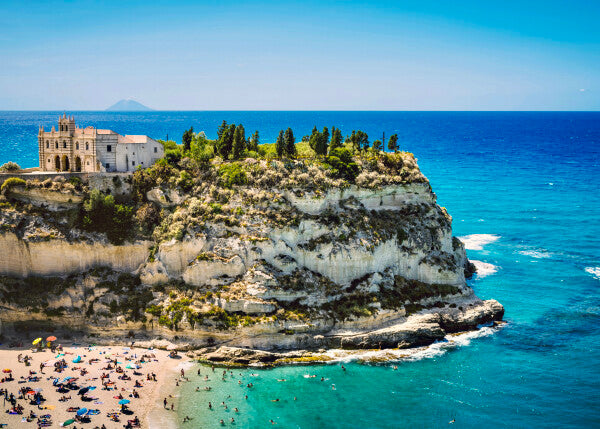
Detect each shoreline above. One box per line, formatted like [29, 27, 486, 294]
[0, 343, 186, 429]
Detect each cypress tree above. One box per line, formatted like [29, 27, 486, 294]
[329, 127, 343, 153]
[232, 125, 245, 159]
[182, 126, 194, 153]
[275, 130, 285, 158]
[218, 124, 235, 159]
[217, 120, 228, 141]
[248, 130, 259, 152]
[284, 128, 296, 158]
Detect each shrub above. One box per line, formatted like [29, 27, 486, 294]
[325, 148, 359, 182]
[218, 162, 247, 188]
[1, 177, 26, 193]
[81, 189, 135, 244]
[135, 202, 161, 235]
[0, 162, 21, 172]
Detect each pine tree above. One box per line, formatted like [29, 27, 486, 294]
[387, 134, 398, 152]
[355, 130, 369, 151]
[232, 125, 245, 159]
[329, 127, 343, 153]
[248, 130, 259, 152]
[284, 128, 296, 158]
[182, 126, 194, 153]
[373, 139, 382, 152]
[217, 120, 228, 141]
[275, 130, 285, 158]
[218, 124, 235, 159]
[309, 126, 319, 151]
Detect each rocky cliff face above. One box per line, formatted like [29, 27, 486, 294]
[0, 152, 503, 355]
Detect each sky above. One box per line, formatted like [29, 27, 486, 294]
[0, 0, 598, 110]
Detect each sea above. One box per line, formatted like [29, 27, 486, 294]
[1, 111, 599, 428]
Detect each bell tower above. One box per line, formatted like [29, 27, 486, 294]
[58, 113, 75, 135]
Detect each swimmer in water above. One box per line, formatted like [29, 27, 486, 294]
[277, 379, 286, 382]
[270, 420, 277, 425]
[332, 384, 336, 390]
[393, 365, 398, 370]
[449, 419, 455, 424]
[220, 419, 225, 426]
[234, 408, 239, 413]
[195, 387, 199, 391]
[271, 398, 280, 402]
[208, 402, 212, 409]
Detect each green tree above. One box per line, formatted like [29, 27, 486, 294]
[275, 130, 285, 158]
[308, 126, 319, 152]
[182, 126, 194, 153]
[248, 130, 260, 152]
[372, 139, 382, 152]
[355, 130, 369, 151]
[81, 189, 134, 244]
[387, 133, 399, 152]
[284, 128, 296, 158]
[329, 127, 343, 153]
[232, 124, 246, 160]
[217, 120, 228, 141]
[216, 124, 235, 159]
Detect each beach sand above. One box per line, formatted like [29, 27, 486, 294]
[0, 343, 188, 428]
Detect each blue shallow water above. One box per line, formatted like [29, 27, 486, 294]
[1, 111, 599, 427]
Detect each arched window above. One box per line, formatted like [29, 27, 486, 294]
[46, 141, 49, 148]
[86, 142, 89, 150]
[63, 140, 67, 148]
[76, 142, 79, 150]
[55, 141, 58, 149]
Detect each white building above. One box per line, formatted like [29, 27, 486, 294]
[38, 114, 164, 173]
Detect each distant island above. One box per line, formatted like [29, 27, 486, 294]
[105, 99, 153, 111]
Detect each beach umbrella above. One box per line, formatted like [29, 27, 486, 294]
[47, 336, 57, 342]
[118, 399, 130, 405]
[72, 356, 82, 363]
[78, 387, 90, 395]
[2, 369, 11, 373]
[76, 408, 88, 416]
[32, 338, 42, 345]
[88, 386, 96, 391]
[61, 418, 75, 426]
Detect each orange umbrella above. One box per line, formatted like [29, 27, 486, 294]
[46, 336, 57, 342]
[2, 369, 11, 373]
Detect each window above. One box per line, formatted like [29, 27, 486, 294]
[107, 145, 112, 152]
[47, 159, 50, 163]
[87, 161, 90, 165]
[154, 147, 158, 153]
[106, 163, 110, 169]
[76, 142, 79, 150]
[86, 142, 89, 150]
[132, 152, 135, 155]
[46, 141, 49, 148]
[55, 141, 58, 149]
[63, 141, 67, 148]
[132, 161, 135, 166]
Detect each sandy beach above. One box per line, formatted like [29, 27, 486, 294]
[0, 342, 188, 428]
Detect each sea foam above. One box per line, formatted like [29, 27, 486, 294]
[585, 267, 600, 280]
[470, 260, 499, 278]
[458, 234, 500, 250]
[518, 249, 553, 259]
[321, 324, 501, 364]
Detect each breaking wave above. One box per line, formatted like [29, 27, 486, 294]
[470, 260, 499, 278]
[321, 324, 502, 364]
[458, 234, 500, 250]
[585, 267, 600, 280]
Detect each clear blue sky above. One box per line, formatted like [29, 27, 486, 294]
[0, 0, 598, 110]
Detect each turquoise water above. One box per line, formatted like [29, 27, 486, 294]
[1, 112, 599, 427]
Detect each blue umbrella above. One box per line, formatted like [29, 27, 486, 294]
[118, 399, 130, 405]
[76, 408, 88, 416]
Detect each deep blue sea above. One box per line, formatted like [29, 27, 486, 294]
[1, 112, 599, 428]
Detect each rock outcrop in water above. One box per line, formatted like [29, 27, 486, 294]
[0, 151, 503, 359]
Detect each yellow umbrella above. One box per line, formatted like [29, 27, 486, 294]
[32, 338, 42, 345]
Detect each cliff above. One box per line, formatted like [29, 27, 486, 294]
[0, 151, 503, 359]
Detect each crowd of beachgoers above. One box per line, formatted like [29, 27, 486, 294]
[0, 338, 183, 428]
